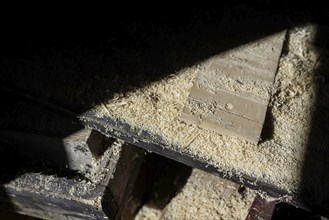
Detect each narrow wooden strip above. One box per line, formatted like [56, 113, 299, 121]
[189, 85, 268, 123]
[183, 31, 286, 143]
[182, 104, 263, 143]
[207, 31, 285, 83]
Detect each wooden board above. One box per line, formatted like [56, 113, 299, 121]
[181, 31, 286, 143]
[0, 89, 145, 219]
[0, 142, 144, 220]
[80, 112, 288, 199]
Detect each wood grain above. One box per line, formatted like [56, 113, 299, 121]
[181, 31, 286, 143]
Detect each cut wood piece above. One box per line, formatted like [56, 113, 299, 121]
[0, 135, 145, 220]
[182, 31, 286, 143]
[206, 32, 286, 83]
[188, 85, 268, 123]
[0, 93, 145, 219]
[182, 104, 264, 143]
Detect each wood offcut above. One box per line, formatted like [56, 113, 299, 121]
[181, 31, 286, 143]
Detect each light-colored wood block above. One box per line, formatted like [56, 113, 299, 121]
[181, 31, 286, 143]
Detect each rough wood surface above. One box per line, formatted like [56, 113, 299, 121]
[81, 113, 287, 198]
[0, 143, 144, 220]
[181, 31, 286, 143]
[0, 90, 145, 219]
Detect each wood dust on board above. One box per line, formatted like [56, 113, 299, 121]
[93, 24, 329, 209]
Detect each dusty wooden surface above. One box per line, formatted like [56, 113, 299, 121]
[0, 88, 145, 219]
[181, 31, 286, 143]
[0, 142, 144, 220]
[81, 112, 287, 198]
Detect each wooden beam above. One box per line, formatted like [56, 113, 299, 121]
[80, 113, 288, 199]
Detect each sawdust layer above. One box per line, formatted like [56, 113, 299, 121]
[93, 24, 322, 197]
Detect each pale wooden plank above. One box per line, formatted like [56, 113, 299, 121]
[207, 32, 286, 83]
[182, 100, 263, 143]
[182, 31, 286, 143]
[188, 85, 268, 123]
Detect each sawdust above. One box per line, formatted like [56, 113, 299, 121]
[135, 206, 162, 220]
[5, 172, 104, 209]
[91, 24, 322, 198]
[135, 169, 256, 220]
[2, 133, 125, 210]
[84, 138, 123, 184]
[188, 98, 217, 117]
